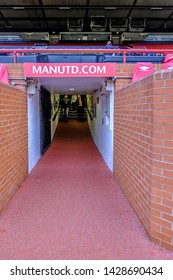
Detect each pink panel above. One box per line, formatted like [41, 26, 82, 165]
[132, 62, 154, 82]
[162, 54, 173, 69]
[0, 64, 9, 84]
[23, 63, 116, 78]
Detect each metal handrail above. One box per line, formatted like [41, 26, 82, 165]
[0, 48, 172, 63]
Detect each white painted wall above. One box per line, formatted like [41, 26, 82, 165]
[50, 94, 60, 140]
[28, 89, 60, 173]
[88, 81, 114, 171]
[27, 84, 41, 173]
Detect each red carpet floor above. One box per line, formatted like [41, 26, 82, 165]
[0, 120, 173, 260]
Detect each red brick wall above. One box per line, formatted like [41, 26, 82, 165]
[0, 64, 28, 213]
[150, 70, 173, 251]
[114, 66, 173, 251]
[116, 64, 161, 90]
[7, 64, 26, 90]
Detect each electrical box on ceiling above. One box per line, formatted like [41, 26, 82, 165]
[109, 18, 128, 32]
[90, 16, 107, 32]
[59, 32, 111, 41]
[129, 19, 146, 32]
[67, 18, 83, 32]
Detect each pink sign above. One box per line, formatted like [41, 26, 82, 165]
[0, 64, 9, 84]
[162, 54, 173, 69]
[24, 63, 116, 78]
[132, 62, 154, 82]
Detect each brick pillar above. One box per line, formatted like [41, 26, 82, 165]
[0, 64, 28, 213]
[114, 68, 173, 251]
[150, 70, 173, 251]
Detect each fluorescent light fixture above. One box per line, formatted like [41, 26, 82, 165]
[13, 7, 25, 10]
[104, 7, 117, 10]
[150, 7, 163, 10]
[59, 7, 71, 10]
[70, 88, 75, 91]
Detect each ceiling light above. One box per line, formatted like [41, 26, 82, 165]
[150, 7, 163, 10]
[13, 7, 25, 10]
[70, 88, 75, 91]
[104, 7, 117, 10]
[59, 7, 71, 10]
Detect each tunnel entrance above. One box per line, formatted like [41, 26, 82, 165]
[25, 62, 116, 172]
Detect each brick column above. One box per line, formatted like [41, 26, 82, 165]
[150, 70, 173, 251]
[114, 68, 173, 251]
[0, 64, 28, 213]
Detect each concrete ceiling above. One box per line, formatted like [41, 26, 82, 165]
[0, 0, 173, 33]
[37, 76, 104, 95]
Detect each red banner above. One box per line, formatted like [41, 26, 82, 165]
[162, 54, 173, 69]
[24, 63, 116, 78]
[132, 62, 154, 82]
[0, 64, 9, 84]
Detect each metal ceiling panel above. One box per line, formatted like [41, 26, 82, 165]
[89, 0, 134, 6]
[42, 0, 87, 5]
[1, 9, 43, 18]
[146, 19, 164, 28]
[136, 0, 173, 6]
[130, 9, 173, 18]
[46, 21, 60, 28]
[87, 9, 130, 18]
[166, 21, 173, 28]
[7, 20, 37, 28]
[45, 9, 86, 18]
[0, 0, 37, 4]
